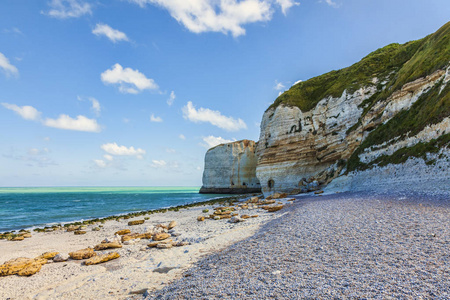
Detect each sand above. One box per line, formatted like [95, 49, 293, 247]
[0, 196, 291, 300]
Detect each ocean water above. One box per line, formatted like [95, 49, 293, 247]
[0, 187, 228, 232]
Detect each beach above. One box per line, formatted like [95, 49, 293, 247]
[0, 194, 291, 299]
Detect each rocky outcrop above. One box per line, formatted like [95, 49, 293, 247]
[200, 140, 261, 194]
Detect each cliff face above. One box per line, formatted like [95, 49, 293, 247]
[256, 22, 450, 195]
[200, 140, 261, 194]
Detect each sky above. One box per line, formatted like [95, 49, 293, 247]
[0, 0, 448, 187]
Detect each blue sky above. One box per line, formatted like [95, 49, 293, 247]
[0, 0, 448, 187]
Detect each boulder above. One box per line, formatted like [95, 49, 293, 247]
[11, 236, 24, 241]
[168, 221, 177, 229]
[229, 216, 244, 223]
[94, 242, 122, 251]
[156, 243, 173, 249]
[38, 252, 59, 260]
[21, 233, 32, 238]
[263, 205, 284, 212]
[0, 257, 47, 276]
[84, 252, 120, 265]
[69, 248, 96, 260]
[53, 254, 69, 262]
[266, 193, 287, 200]
[147, 239, 173, 248]
[115, 229, 131, 235]
[74, 230, 86, 235]
[197, 216, 205, 222]
[66, 225, 80, 232]
[128, 220, 145, 226]
[123, 238, 141, 245]
[152, 233, 170, 241]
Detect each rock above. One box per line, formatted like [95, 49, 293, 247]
[85, 252, 120, 265]
[307, 181, 319, 191]
[168, 221, 177, 229]
[262, 200, 276, 205]
[21, 233, 32, 238]
[266, 193, 287, 200]
[66, 225, 80, 232]
[38, 252, 59, 260]
[251, 215, 259, 218]
[148, 239, 173, 248]
[241, 215, 251, 219]
[153, 233, 170, 241]
[11, 236, 24, 241]
[92, 227, 101, 231]
[199, 140, 261, 194]
[0, 257, 48, 276]
[213, 216, 221, 220]
[221, 215, 232, 219]
[115, 229, 131, 235]
[69, 248, 96, 260]
[214, 210, 231, 216]
[197, 216, 205, 222]
[248, 196, 259, 203]
[94, 242, 122, 251]
[170, 232, 181, 237]
[74, 230, 86, 235]
[202, 209, 209, 213]
[314, 190, 324, 194]
[156, 243, 173, 249]
[128, 220, 145, 226]
[173, 241, 189, 247]
[263, 205, 284, 212]
[53, 254, 69, 262]
[229, 216, 244, 223]
[123, 238, 140, 245]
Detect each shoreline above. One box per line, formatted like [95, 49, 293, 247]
[0, 193, 293, 299]
[0, 194, 257, 235]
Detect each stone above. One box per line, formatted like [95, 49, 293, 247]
[251, 215, 259, 218]
[53, 254, 69, 262]
[262, 200, 276, 205]
[168, 221, 177, 229]
[263, 205, 284, 212]
[213, 216, 221, 220]
[123, 238, 140, 245]
[69, 248, 96, 260]
[199, 140, 261, 194]
[229, 216, 244, 223]
[21, 233, 32, 238]
[115, 229, 131, 235]
[197, 216, 205, 222]
[156, 243, 173, 249]
[85, 252, 120, 265]
[314, 190, 324, 194]
[92, 227, 101, 231]
[0, 257, 48, 277]
[147, 239, 173, 248]
[38, 252, 59, 260]
[173, 241, 189, 247]
[128, 220, 145, 226]
[248, 196, 259, 203]
[152, 233, 170, 241]
[66, 225, 80, 232]
[241, 215, 251, 219]
[266, 193, 287, 200]
[94, 242, 122, 251]
[11, 236, 24, 241]
[74, 230, 86, 235]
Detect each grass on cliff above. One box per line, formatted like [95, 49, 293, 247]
[346, 81, 450, 172]
[269, 21, 450, 113]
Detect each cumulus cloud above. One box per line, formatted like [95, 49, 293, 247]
[321, 0, 340, 8]
[44, 114, 101, 132]
[150, 114, 163, 122]
[1, 103, 41, 120]
[101, 63, 158, 94]
[0, 52, 19, 77]
[89, 97, 101, 116]
[182, 101, 247, 131]
[274, 80, 285, 90]
[103, 154, 114, 161]
[101, 142, 146, 158]
[94, 159, 107, 168]
[92, 23, 129, 43]
[150, 159, 167, 168]
[201, 135, 235, 148]
[167, 91, 176, 106]
[127, 0, 281, 37]
[276, 0, 299, 15]
[179, 134, 186, 140]
[45, 0, 92, 19]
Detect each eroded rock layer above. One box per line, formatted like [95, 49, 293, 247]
[200, 140, 261, 194]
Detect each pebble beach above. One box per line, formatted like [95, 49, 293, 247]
[148, 192, 450, 299]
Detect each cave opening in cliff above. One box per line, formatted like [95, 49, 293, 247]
[268, 179, 274, 189]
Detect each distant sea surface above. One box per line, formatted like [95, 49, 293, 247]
[0, 187, 228, 232]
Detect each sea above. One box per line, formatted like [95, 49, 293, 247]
[0, 187, 229, 232]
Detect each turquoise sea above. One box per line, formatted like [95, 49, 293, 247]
[0, 187, 227, 232]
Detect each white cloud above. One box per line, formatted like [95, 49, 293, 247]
[321, 0, 340, 8]
[201, 135, 235, 148]
[275, 0, 299, 15]
[150, 114, 163, 122]
[28, 148, 50, 155]
[179, 134, 186, 140]
[127, 0, 277, 37]
[94, 159, 107, 168]
[167, 91, 176, 106]
[103, 154, 114, 161]
[3, 27, 23, 36]
[101, 142, 146, 158]
[92, 23, 129, 43]
[2, 103, 41, 120]
[166, 148, 176, 153]
[293, 79, 302, 86]
[101, 63, 159, 94]
[274, 80, 285, 90]
[44, 114, 101, 132]
[151, 159, 167, 168]
[89, 97, 101, 116]
[182, 101, 247, 131]
[45, 0, 92, 19]
[0, 52, 19, 77]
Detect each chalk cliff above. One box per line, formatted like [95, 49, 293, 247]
[200, 140, 261, 194]
[256, 22, 450, 195]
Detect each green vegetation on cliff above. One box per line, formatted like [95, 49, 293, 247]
[270, 21, 450, 113]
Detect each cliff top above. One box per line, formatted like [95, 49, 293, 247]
[208, 139, 256, 151]
[269, 21, 450, 113]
